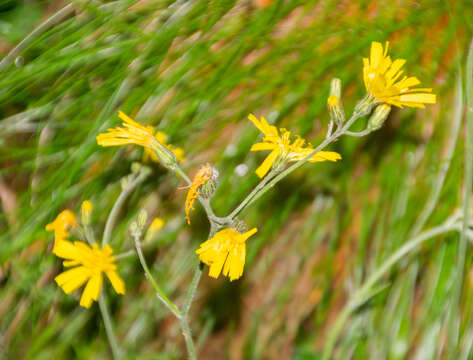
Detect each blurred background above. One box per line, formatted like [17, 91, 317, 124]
[1, 0, 473, 359]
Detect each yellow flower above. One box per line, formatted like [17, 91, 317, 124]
[143, 131, 186, 163]
[185, 165, 213, 224]
[97, 111, 158, 149]
[46, 210, 77, 250]
[96, 111, 183, 166]
[54, 241, 125, 308]
[363, 41, 436, 108]
[248, 114, 341, 178]
[196, 228, 257, 281]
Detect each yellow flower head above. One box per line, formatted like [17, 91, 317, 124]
[196, 228, 257, 281]
[185, 165, 213, 224]
[248, 114, 341, 178]
[327, 95, 339, 107]
[363, 41, 436, 108]
[54, 241, 125, 308]
[143, 131, 186, 163]
[46, 210, 77, 245]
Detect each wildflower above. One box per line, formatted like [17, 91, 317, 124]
[54, 240, 125, 308]
[143, 131, 185, 163]
[327, 78, 345, 126]
[196, 227, 257, 281]
[81, 200, 93, 225]
[249, 114, 341, 178]
[362, 41, 436, 108]
[96, 111, 177, 167]
[185, 164, 217, 224]
[46, 210, 77, 248]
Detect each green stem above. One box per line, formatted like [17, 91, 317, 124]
[102, 170, 150, 246]
[237, 111, 362, 214]
[183, 266, 202, 318]
[133, 236, 181, 317]
[179, 317, 197, 360]
[98, 294, 121, 359]
[322, 221, 460, 360]
[448, 35, 473, 353]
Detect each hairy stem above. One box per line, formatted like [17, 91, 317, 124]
[98, 294, 121, 359]
[133, 235, 181, 317]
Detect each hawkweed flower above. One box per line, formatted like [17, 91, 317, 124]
[249, 114, 341, 178]
[96, 111, 178, 168]
[362, 41, 436, 108]
[185, 164, 218, 224]
[54, 240, 125, 308]
[196, 227, 257, 281]
[46, 210, 77, 250]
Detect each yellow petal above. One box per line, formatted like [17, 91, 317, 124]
[106, 270, 126, 295]
[309, 151, 342, 163]
[370, 42, 384, 69]
[55, 267, 90, 294]
[53, 240, 79, 259]
[79, 274, 103, 309]
[399, 93, 436, 104]
[255, 149, 280, 178]
[250, 142, 277, 151]
[223, 243, 246, 281]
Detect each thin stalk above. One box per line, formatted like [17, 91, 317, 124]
[322, 220, 461, 360]
[228, 169, 277, 219]
[133, 236, 181, 318]
[448, 35, 473, 353]
[98, 294, 121, 359]
[183, 266, 202, 318]
[102, 170, 150, 246]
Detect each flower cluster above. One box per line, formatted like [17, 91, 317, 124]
[48, 42, 438, 311]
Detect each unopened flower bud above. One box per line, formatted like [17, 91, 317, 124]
[367, 104, 391, 130]
[232, 219, 247, 234]
[131, 162, 142, 173]
[354, 94, 377, 117]
[199, 166, 219, 199]
[137, 209, 148, 229]
[151, 142, 178, 169]
[81, 200, 93, 225]
[327, 78, 345, 126]
[145, 217, 164, 242]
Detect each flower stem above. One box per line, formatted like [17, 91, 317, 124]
[133, 236, 181, 317]
[98, 294, 121, 359]
[102, 169, 150, 246]
[321, 220, 460, 360]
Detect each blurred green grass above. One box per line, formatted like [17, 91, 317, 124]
[1, 0, 473, 359]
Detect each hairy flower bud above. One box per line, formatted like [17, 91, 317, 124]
[367, 104, 391, 130]
[81, 200, 93, 225]
[327, 78, 345, 126]
[199, 167, 219, 199]
[231, 219, 248, 234]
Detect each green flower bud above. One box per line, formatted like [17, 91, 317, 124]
[367, 104, 391, 130]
